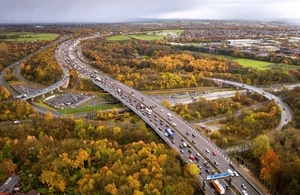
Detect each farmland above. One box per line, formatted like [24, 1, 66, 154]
[0, 32, 59, 42]
[234, 58, 299, 70]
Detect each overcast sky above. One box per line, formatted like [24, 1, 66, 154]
[1, 0, 300, 23]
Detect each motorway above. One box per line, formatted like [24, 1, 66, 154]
[209, 78, 292, 130]
[58, 37, 275, 195]
[5, 35, 291, 195]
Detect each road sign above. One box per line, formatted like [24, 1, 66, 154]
[207, 172, 230, 180]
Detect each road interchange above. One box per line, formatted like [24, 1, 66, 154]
[6, 36, 294, 195]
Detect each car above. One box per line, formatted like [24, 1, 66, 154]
[172, 123, 177, 127]
[189, 155, 195, 160]
[214, 161, 218, 166]
[205, 148, 210, 153]
[196, 153, 200, 157]
[13, 120, 20, 124]
[179, 144, 183, 148]
[182, 142, 187, 147]
[205, 169, 210, 173]
[188, 149, 192, 153]
[241, 190, 248, 195]
[160, 109, 163, 112]
[212, 151, 217, 156]
[192, 140, 196, 144]
[197, 164, 201, 169]
[203, 161, 210, 167]
[192, 134, 196, 138]
[186, 132, 190, 135]
[171, 140, 175, 144]
[195, 156, 199, 161]
[241, 184, 247, 189]
[180, 150, 184, 154]
[233, 171, 239, 176]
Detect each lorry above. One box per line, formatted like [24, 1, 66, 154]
[211, 180, 225, 195]
[165, 128, 174, 138]
[145, 108, 152, 115]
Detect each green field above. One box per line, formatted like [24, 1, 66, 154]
[0, 32, 59, 42]
[106, 35, 132, 41]
[130, 35, 165, 40]
[58, 104, 121, 114]
[234, 58, 299, 70]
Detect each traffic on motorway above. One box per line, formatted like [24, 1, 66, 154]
[9, 35, 285, 195]
[56, 37, 270, 195]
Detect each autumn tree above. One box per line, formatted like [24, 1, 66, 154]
[260, 149, 280, 187]
[253, 135, 270, 158]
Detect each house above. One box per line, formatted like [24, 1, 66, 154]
[0, 175, 21, 195]
[13, 189, 39, 195]
[25, 190, 40, 195]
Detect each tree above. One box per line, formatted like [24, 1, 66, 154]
[187, 163, 200, 176]
[260, 149, 280, 187]
[0, 159, 17, 176]
[44, 111, 54, 121]
[253, 135, 270, 158]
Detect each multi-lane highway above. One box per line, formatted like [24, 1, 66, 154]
[7, 35, 291, 195]
[57, 37, 275, 195]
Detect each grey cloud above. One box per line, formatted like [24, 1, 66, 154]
[0, 0, 299, 23]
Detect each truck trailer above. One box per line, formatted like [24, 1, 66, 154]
[211, 180, 225, 195]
